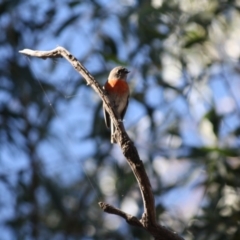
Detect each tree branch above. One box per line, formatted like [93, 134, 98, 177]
[98, 202, 143, 228]
[19, 47, 184, 240]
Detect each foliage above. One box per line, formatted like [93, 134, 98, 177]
[0, 0, 240, 239]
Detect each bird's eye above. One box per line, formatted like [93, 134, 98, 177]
[117, 68, 129, 74]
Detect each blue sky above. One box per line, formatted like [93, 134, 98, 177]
[1, 0, 240, 239]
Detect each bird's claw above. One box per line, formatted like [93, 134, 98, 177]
[118, 119, 125, 122]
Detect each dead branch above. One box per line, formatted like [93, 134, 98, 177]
[19, 47, 184, 240]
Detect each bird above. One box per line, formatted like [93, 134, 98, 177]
[103, 66, 130, 144]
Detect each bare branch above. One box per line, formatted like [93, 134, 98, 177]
[19, 47, 184, 240]
[99, 202, 143, 227]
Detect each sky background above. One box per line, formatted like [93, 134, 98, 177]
[1, 0, 240, 239]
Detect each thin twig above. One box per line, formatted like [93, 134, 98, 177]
[98, 202, 143, 227]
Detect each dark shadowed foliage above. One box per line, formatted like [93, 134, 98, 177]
[0, 0, 239, 239]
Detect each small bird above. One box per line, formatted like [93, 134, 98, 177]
[103, 66, 130, 144]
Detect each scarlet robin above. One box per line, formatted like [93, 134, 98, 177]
[103, 66, 130, 144]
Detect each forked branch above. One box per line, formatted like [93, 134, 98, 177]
[19, 47, 183, 240]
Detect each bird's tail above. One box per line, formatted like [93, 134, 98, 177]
[110, 120, 117, 144]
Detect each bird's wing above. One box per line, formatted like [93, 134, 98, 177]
[121, 95, 129, 120]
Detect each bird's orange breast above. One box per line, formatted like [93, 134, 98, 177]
[105, 79, 129, 95]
